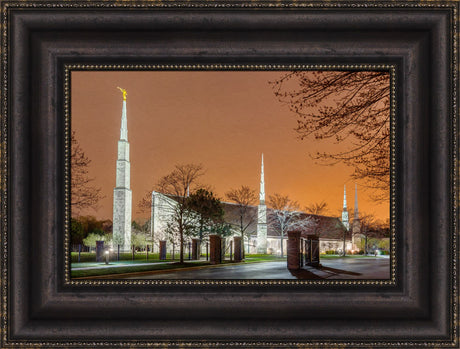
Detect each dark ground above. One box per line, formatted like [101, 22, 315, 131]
[121, 257, 390, 280]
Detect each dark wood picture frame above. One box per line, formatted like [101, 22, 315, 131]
[1, 1, 458, 347]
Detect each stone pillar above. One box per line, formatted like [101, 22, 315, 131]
[96, 241, 104, 262]
[159, 240, 167, 260]
[192, 239, 200, 260]
[233, 236, 242, 262]
[209, 235, 222, 265]
[287, 231, 301, 270]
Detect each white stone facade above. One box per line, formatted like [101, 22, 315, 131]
[150, 191, 178, 244]
[112, 97, 132, 251]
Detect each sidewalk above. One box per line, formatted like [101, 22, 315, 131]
[71, 259, 206, 271]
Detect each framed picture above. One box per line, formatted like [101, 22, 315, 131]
[1, 1, 458, 347]
[68, 68, 393, 282]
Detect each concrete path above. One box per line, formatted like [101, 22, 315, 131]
[122, 257, 390, 280]
[71, 260, 206, 270]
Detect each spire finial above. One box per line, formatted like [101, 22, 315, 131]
[118, 87, 128, 141]
[117, 87, 127, 101]
[343, 184, 347, 209]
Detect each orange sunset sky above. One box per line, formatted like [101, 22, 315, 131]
[71, 71, 390, 222]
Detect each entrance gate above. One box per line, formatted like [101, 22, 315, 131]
[287, 231, 320, 270]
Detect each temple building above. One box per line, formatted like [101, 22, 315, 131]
[149, 154, 356, 256]
[112, 87, 132, 251]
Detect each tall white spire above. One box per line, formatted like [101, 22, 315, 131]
[113, 87, 132, 251]
[257, 153, 267, 254]
[259, 153, 265, 204]
[342, 184, 349, 230]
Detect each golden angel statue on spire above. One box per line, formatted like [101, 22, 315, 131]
[117, 87, 127, 100]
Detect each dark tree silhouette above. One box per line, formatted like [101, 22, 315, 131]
[304, 201, 329, 215]
[71, 131, 103, 214]
[271, 71, 390, 198]
[186, 188, 225, 242]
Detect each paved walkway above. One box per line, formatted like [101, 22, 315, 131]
[71, 261, 207, 271]
[121, 257, 390, 280]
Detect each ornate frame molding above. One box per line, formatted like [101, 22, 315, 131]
[1, 1, 457, 347]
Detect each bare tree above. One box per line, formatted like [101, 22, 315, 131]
[153, 164, 204, 263]
[225, 186, 258, 256]
[271, 71, 390, 199]
[304, 201, 329, 215]
[358, 212, 389, 254]
[267, 193, 314, 258]
[71, 131, 103, 215]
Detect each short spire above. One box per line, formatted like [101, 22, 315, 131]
[343, 185, 347, 209]
[259, 153, 265, 204]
